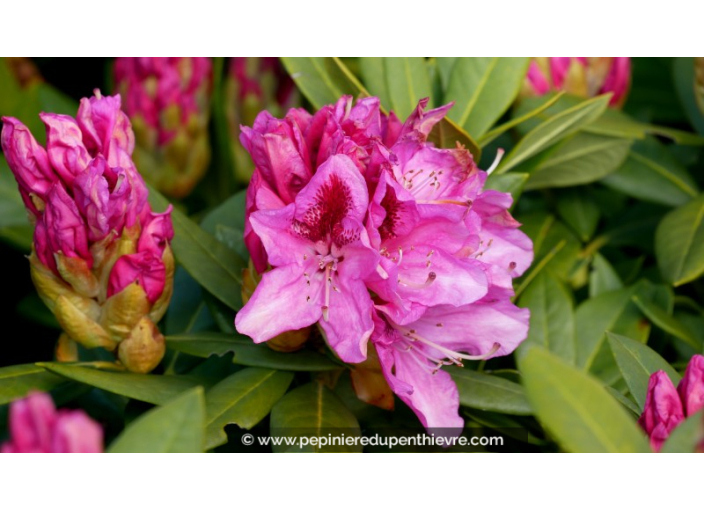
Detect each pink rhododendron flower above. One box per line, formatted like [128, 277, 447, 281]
[1, 392, 103, 453]
[524, 57, 631, 107]
[1, 91, 174, 373]
[639, 355, 704, 451]
[236, 96, 533, 433]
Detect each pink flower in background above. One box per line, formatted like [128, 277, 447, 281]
[1, 91, 174, 373]
[236, 95, 533, 432]
[639, 354, 704, 451]
[114, 57, 212, 197]
[524, 57, 631, 107]
[1, 392, 103, 453]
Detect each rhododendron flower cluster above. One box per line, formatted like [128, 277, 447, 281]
[639, 354, 704, 451]
[524, 57, 631, 107]
[235, 96, 532, 431]
[114, 57, 212, 197]
[1, 91, 174, 373]
[1, 392, 103, 453]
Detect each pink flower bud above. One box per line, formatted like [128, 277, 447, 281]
[525, 57, 631, 107]
[0, 117, 55, 215]
[108, 252, 166, 304]
[638, 371, 685, 451]
[1, 392, 103, 453]
[77, 91, 135, 168]
[40, 113, 91, 187]
[137, 206, 174, 258]
[678, 354, 704, 417]
[44, 182, 92, 267]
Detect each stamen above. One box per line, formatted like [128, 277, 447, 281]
[401, 327, 501, 364]
[486, 148, 505, 175]
[398, 272, 436, 289]
[322, 263, 332, 321]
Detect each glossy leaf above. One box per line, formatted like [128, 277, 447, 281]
[484, 172, 529, 203]
[589, 253, 623, 298]
[524, 133, 631, 190]
[575, 287, 648, 370]
[166, 333, 342, 372]
[557, 189, 601, 242]
[383, 57, 432, 120]
[205, 368, 293, 449]
[603, 138, 698, 207]
[0, 364, 66, 405]
[148, 184, 244, 311]
[280, 57, 366, 109]
[38, 363, 200, 405]
[108, 388, 205, 453]
[518, 271, 575, 364]
[520, 347, 651, 452]
[497, 95, 610, 174]
[631, 295, 701, 350]
[655, 195, 704, 286]
[445, 57, 530, 138]
[447, 367, 531, 415]
[607, 332, 681, 411]
[270, 382, 362, 453]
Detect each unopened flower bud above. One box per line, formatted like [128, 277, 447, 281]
[1, 91, 175, 373]
[524, 57, 631, 107]
[114, 57, 212, 197]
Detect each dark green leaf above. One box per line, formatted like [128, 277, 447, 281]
[655, 195, 704, 286]
[38, 363, 200, 405]
[557, 189, 601, 241]
[108, 387, 205, 453]
[523, 133, 631, 190]
[631, 295, 701, 350]
[497, 95, 610, 174]
[589, 253, 623, 297]
[0, 364, 66, 405]
[204, 368, 293, 449]
[166, 332, 342, 372]
[607, 332, 681, 411]
[518, 271, 575, 364]
[447, 367, 531, 415]
[270, 382, 362, 453]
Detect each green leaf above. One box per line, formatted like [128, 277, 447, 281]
[108, 387, 205, 453]
[602, 138, 698, 207]
[200, 190, 248, 261]
[631, 295, 701, 350]
[497, 95, 610, 174]
[166, 332, 342, 372]
[164, 268, 214, 335]
[382, 57, 432, 120]
[148, 184, 244, 311]
[0, 156, 32, 250]
[447, 367, 531, 415]
[280, 57, 367, 109]
[426, 115, 482, 161]
[557, 189, 601, 242]
[605, 386, 640, 416]
[484, 172, 529, 203]
[520, 347, 651, 452]
[0, 364, 66, 405]
[38, 363, 200, 405]
[661, 409, 704, 453]
[655, 195, 704, 286]
[607, 332, 681, 412]
[518, 271, 575, 364]
[444, 57, 529, 138]
[270, 382, 362, 453]
[523, 133, 631, 190]
[589, 253, 623, 298]
[673, 57, 704, 135]
[204, 368, 293, 449]
[359, 57, 391, 109]
[435, 57, 458, 92]
[575, 287, 648, 370]
[479, 93, 564, 147]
